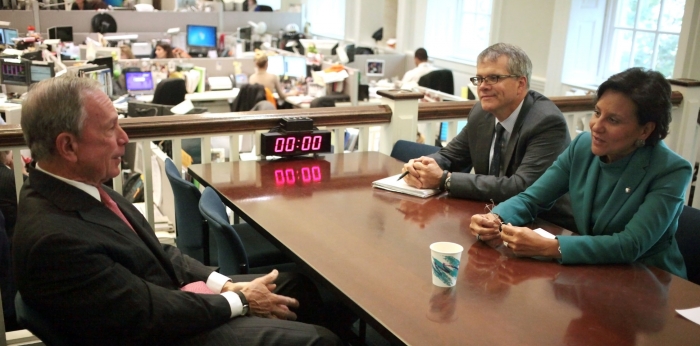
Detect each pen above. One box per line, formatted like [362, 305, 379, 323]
[397, 171, 409, 181]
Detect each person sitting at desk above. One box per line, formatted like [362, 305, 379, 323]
[154, 41, 191, 59]
[120, 45, 135, 60]
[401, 43, 574, 229]
[249, 54, 297, 104]
[470, 67, 691, 278]
[14, 77, 341, 345]
[400, 48, 437, 88]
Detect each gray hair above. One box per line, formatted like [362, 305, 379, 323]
[21, 76, 104, 161]
[477, 43, 532, 89]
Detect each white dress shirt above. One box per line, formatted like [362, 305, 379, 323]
[400, 62, 438, 88]
[489, 100, 524, 172]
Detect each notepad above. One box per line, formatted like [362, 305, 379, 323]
[372, 174, 442, 198]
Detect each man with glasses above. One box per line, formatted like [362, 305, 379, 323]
[402, 43, 574, 230]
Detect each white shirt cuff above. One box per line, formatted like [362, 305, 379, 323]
[220, 291, 243, 318]
[206, 272, 243, 318]
[206, 272, 231, 293]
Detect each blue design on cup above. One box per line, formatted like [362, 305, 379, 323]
[432, 256, 460, 286]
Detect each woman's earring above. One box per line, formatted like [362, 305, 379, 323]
[635, 139, 645, 147]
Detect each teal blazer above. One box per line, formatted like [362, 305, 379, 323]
[493, 132, 691, 278]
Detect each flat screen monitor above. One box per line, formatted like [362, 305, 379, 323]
[238, 27, 252, 41]
[48, 26, 73, 42]
[366, 59, 385, 77]
[81, 67, 112, 96]
[3, 29, 18, 45]
[285, 56, 307, 79]
[29, 63, 55, 83]
[124, 71, 154, 95]
[187, 25, 217, 49]
[89, 56, 114, 75]
[0, 59, 29, 86]
[266, 55, 284, 76]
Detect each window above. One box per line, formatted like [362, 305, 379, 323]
[424, 0, 493, 64]
[602, 0, 685, 78]
[562, 0, 685, 87]
[305, 0, 346, 40]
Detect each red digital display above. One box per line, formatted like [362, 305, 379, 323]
[261, 130, 332, 156]
[274, 166, 322, 185]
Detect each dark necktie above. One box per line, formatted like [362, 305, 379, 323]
[490, 123, 505, 176]
[98, 186, 136, 233]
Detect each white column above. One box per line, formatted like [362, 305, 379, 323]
[377, 90, 422, 156]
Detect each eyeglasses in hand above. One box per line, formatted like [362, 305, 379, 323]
[470, 75, 520, 86]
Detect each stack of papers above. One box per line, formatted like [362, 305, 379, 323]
[372, 174, 442, 198]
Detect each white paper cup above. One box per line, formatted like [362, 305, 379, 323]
[430, 242, 464, 287]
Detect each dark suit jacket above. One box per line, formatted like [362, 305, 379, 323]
[0, 165, 18, 240]
[13, 168, 232, 345]
[429, 90, 574, 228]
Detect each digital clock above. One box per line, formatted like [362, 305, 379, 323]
[260, 130, 332, 157]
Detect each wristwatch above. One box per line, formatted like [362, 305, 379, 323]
[444, 175, 451, 192]
[235, 291, 249, 316]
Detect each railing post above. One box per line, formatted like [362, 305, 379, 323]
[377, 90, 423, 156]
[668, 79, 700, 207]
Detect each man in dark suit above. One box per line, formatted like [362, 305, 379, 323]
[13, 77, 340, 345]
[403, 43, 573, 229]
[0, 151, 20, 241]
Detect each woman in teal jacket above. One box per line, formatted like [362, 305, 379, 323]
[470, 68, 691, 278]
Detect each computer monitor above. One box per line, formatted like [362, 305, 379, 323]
[124, 71, 154, 95]
[187, 25, 217, 50]
[29, 62, 55, 84]
[238, 27, 252, 41]
[3, 29, 18, 45]
[80, 66, 113, 96]
[131, 42, 152, 58]
[267, 55, 284, 76]
[438, 121, 468, 142]
[89, 56, 114, 75]
[0, 59, 29, 86]
[366, 59, 385, 77]
[284, 56, 307, 79]
[48, 26, 73, 42]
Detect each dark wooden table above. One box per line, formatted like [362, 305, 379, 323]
[189, 152, 700, 345]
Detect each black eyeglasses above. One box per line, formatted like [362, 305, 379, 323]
[470, 75, 520, 86]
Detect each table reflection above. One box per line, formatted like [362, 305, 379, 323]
[554, 265, 670, 344]
[426, 286, 457, 323]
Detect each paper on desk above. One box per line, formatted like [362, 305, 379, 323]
[532, 228, 556, 239]
[170, 100, 194, 115]
[372, 174, 441, 198]
[677, 307, 700, 326]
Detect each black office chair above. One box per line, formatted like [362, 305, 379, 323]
[198, 187, 293, 276]
[255, 4, 273, 11]
[230, 84, 267, 112]
[390, 140, 441, 163]
[676, 206, 700, 285]
[15, 292, 72, 346]
[152, 78, 187, 106]
[164, 158, 217, 266]
[418, 69, 455, 95]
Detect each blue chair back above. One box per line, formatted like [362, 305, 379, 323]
[677, 206, 700, 284]
[199, 187, 250, 275]
[15, 292, 71, 345]
[390, 140, 441, 163]
[164, 158, 216, 266]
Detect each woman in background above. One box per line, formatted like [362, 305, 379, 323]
[154, 42, 191, 59]
[120, 45, 135, 60]
[470, 67, 691, 278]
[249, 53, 296, 104]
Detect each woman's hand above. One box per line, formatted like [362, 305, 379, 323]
[469, 213, 501, 241]
[500, 224, 561, 258]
